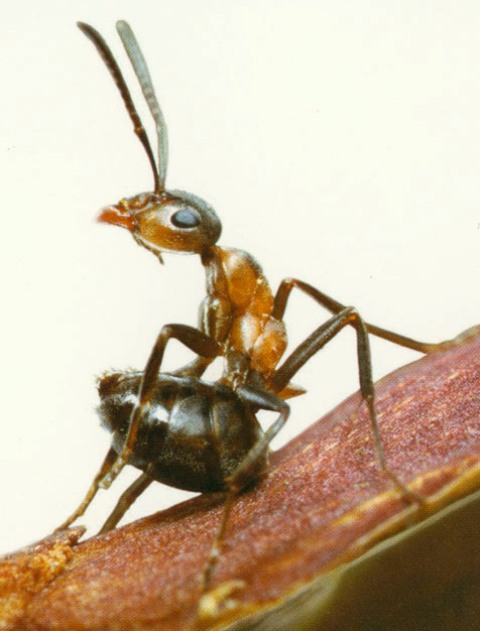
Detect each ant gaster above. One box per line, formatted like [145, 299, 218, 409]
[57, 20, 477, 612]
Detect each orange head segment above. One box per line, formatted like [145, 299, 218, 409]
[98, 190, 222, 259]
[79, 23, 222, 261]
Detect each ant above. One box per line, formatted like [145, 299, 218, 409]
[69, 21, 468, 493]
[57, 20, 476, 612]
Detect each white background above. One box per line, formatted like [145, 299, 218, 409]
[1, 2, 479, 553]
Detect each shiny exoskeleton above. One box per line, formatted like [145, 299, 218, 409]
[98, 371, 273, 495]
[75, 21, 466, 494]
[57, 21, 476, 617]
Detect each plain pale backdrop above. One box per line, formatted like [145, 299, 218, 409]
[1, 1, 479, 553]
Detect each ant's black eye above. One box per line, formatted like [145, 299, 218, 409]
[171, 208, 201, 229]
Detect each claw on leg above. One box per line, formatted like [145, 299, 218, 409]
[195, 580, 246, 629]
[54, 446, 118, 533]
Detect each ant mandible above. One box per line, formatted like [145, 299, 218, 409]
[62, 21, 474, 532]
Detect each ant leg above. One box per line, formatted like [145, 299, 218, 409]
[100, 324, 221, 490]
[273, 277, 476, 353]
[200, 388, 288, 600]
[232, 386, 290, 487]
[199, 490, 237, 597]
[55, 446, 118, 532]
[171, 355, 214, 378]
[98, 472, 153, 535]
[271, 307, 419, 500]
[175, 291, 238, 378]
[195, 489, 246, 627]
[199, 387, 289, 597]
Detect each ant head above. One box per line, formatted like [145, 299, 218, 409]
[78, 22, 222, 262]
[98, 190, 221, 257]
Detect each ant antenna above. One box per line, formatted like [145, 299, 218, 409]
[77, 22, 161, 193]
[116, 21, 168, 193]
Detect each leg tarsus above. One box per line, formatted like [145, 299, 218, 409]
[195, 580, 245, 629]
[363, 395, 422, 505]
[194, 490, 245, 630]
[54, 446, 118, 532]
[199, 491, 236, 597]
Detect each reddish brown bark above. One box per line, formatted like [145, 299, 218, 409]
[2, 327, 480, 630]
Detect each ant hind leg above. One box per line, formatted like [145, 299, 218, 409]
[271, 307, 421, 503]
[273, 277, 476, 353]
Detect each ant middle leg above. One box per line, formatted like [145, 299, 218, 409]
[198, 387, 290, 606]
[100, 324, 222, 490]
[98, 472, 153, 534]
[270, 307, 421, 501]
[194, 486, 246, 629]
[273, 277, 476, 353]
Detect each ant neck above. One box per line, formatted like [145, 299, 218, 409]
[200, 246, 219, 267]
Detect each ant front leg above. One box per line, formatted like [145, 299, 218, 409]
[55, 446, 118, 532]
[273, 278, 477, 353]
[270, 307, 420, 502]
[99, 324, 221, 490]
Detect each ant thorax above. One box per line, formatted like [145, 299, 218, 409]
[201, 245, 287, 383]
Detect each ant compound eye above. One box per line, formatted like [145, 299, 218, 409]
[171, 208, 201, 229]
